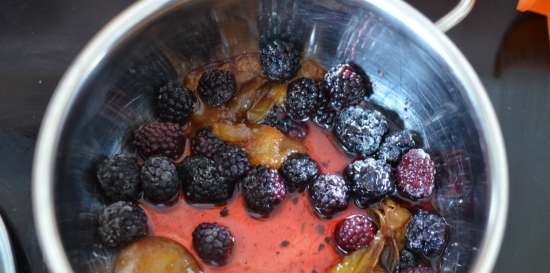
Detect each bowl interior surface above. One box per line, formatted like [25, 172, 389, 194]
[51, 0, 493, 272]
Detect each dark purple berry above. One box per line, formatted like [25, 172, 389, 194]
[179, 156, 234, 205]
[260, 38, 300, 81]
[377, 130, 417, 162]
[324, 63, 371, 110]
[311, 87, 336, 129]
[133, 122, 184, 160]
[97, 201, 148, 248]
[344, 158, 394, 208]
[394, 249, 419, 273]
[242, 166, 286, 217]
[285, 78, 320, 121]
[197, 69, 236, 107]
[309, 174, 349, 218]
[396, 149, 435, 200]
[140, 156, 179, 204]
[192, 223, 235, 266]
[213, 145, 251, 180]
[334, 215, 377, 253]
[261, 105, 308, 139]
[334, 106, 388, 156]
[191, 128, 225, 158]
[280, 153, 319, 192]
[156, 81, 196, 123]
[406, 210, 447, 257]
[97, 154, 141, 202]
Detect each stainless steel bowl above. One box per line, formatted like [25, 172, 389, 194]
[32, 0, 508, 273]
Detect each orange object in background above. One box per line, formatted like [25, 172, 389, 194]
[517, 0, 550, 37]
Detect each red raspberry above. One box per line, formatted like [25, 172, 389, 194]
[334, 215, 377, 253]
[396, 149, 435, 200]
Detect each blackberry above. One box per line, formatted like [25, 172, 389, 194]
[97, 201, 148, 248]
[311, 87, 337, 129]
[401, 266, 436, 273]
[191, 128, 225, 158]
[394, 250, 418, 273]
[334, 215, 377, 253]
[133, 122, 184, 160]
[197, 69, 236, 107]
[212, 144, 250, 181]
[260, 38, 300, 81]
[377, 130, 417, 162]
[309, 174, 349, 218]
[396, 149, 435, 200]
[284, 78, 320, 121]
[140, 156, 179, 204]
[280, 153, 319, 192]
[324, 63, 371, 110]
[192, 223, 235, 266]
[406, 210, 447, 257]
[344, 158, 394, 208]
[242, 166, 287, 217]
[156, 81, 196, 123]
[261, 105, 308, 139]
[96, 154, 141, 202]
[334, 106, 388, 156]
[179, 156, 234, 205]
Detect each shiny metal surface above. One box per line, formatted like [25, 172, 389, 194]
[32, 0, 508, 273]
[0, 215, 16, 273]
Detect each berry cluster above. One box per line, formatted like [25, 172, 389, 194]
[91, 36, 449, 273]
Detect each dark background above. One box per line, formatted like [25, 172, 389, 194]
[0, 0, 548, 272]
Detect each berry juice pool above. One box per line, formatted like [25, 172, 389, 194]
[97, 46, 447, 273]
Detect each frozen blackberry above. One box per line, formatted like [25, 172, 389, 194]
[309, 174, 349, 218]
[260, 38, 300, 81]
[401, 266, 436, 273]
[179, 156, 234, 205]
[197, 69, 236, 107]
[324, 63, 371, 110]
[280, 153, 319, 192]
[396, 149, 435, 200]
[344, 158, 394, 208]
[191, 128, 225, 158]
[394, 250, 419, 273]
[406, 210, 447, 257]
[284, 78, 320, 121]
[192, 223, 235, 266]
[140, 156, 179, 204]
[311, 87, 337, 129]
[334, 106, 388, 156]
[96, 154, 141, 201]
[156, 81, 196, 123]
[97, 201, 148, 248]
[377, 130, 417, 162]
[261, 105, 308, 139]
[213, 145, 251, 180]
[334, 215, 377, 253]
[242, 166, 287, 217]
[133, 121, 184, 160]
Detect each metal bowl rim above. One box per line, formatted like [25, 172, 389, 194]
[32, 1, 508, 273]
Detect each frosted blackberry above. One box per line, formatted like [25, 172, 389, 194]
[140, 156, 179, 204]
[179, 156, 234, 205]
[334, 106, 388, 156]
[280, 153, 319, 192]
[344, 158, 394, 208]
[309, 174, 349, 218]
[96, 154, 141, 202]
[97, 201, 148, 248]
[324, 63, 372, 110]
[284, 77, 320, 121]
[377, 130, 417, 162]
[260, 38, 300, 81]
